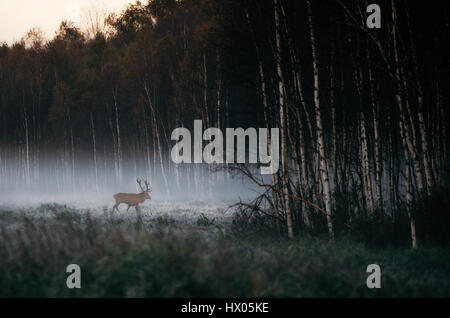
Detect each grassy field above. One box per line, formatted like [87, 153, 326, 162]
[0, 203, 449, 297]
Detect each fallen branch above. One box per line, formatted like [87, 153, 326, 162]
[227, 164, 331, 217]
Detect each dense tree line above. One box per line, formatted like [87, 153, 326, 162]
[0, 0, 448, 246]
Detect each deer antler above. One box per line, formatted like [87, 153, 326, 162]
[144, 179, 151, 192]
[136, 178, 145, 192]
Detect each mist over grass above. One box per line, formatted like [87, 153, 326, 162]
[0, 172, 258, 212]
[0, 203, 449, 297]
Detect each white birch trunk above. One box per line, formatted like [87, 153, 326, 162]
[392, 1, 425, 195]
[307, 0, 334, 241]
[400, 116, 418, 248]
[274, 0, 294, 238]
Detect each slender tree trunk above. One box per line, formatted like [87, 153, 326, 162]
[292, 58, 314, 228]
[203, 53, 210, 129]
[216, 51, 221, 130]
[404, 8, 435, 194]
[202, 53, 213, 195]
[392, 0, 425, 195]
[281, 4, 313, 229]
[107, 103, 119, 183]
[400, 115, 417, 248]
[296, 108, 313, 229]
[366, 44, 383, 211]
[307, 0, 334, 241]
[274, 0, 294, 238]
[360, 110, 375, 214]
[141, 104, 152, 179]
[328, 40, 341, 197]
[245, 8, 281, 234]
[144, 82, 170, 199]
[67, 108, 75, 190]
[351, 34, 374, 214]
[112, 87, 122, 185]
[23, 102, 30, 187]
[285, 87, 304, 227]
[389, 122, 397, 222]
[90, 111, 99, 193]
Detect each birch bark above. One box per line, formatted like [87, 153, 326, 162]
[307, 0, 334, 241]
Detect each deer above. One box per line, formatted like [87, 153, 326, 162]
[112, 178, 152, 214]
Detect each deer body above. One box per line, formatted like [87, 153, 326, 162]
[113, 192, 150, 211]
[112, 179, 151, 213]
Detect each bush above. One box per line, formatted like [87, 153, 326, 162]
[196, 213, 216, 227]
[230, 203, 281, 238]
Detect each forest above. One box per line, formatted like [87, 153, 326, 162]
[0, 0, 449, 297]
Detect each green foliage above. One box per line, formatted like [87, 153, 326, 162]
[230, 202, 280, 239]
[234, 186, 450, 249]
[1, 204, 449, 297]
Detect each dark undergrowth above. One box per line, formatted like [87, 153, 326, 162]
[0, 203, 449, 297]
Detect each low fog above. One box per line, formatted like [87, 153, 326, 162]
[0, 152, 262, 215]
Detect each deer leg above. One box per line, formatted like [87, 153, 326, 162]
[135, 205, 142, 230]
[136, 205, 143, 219]
[111, 202, 119, 218]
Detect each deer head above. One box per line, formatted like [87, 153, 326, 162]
[136, 178, 152, 199]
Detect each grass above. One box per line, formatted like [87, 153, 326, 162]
[196, 213, 216, 227]
[0, 204, 449, 297]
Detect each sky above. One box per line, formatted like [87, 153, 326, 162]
[0, 0, 135, 45]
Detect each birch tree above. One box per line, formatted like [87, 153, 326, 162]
[307, 0, 334, 241]
[274, 0, 294, 238]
